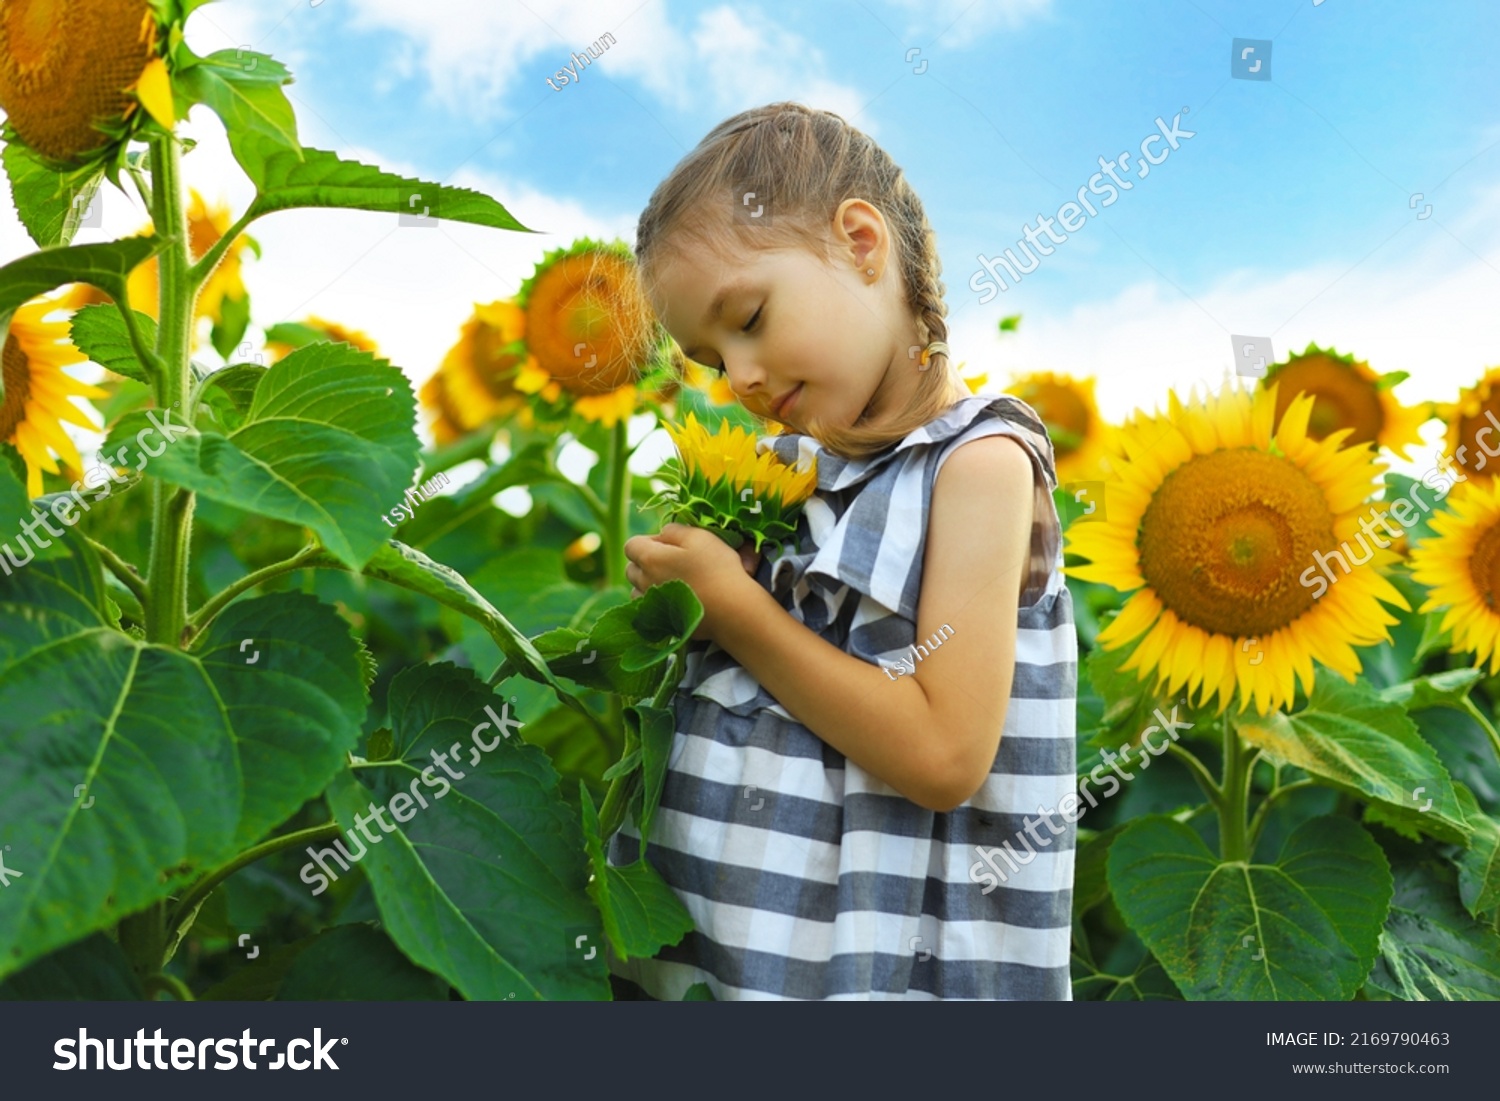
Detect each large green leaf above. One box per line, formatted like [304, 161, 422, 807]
[0, 547, 367, 980]
[1365, 854, 1500, 1000]
[580, 785, 694, 963]
[0, 236, 163, 317]
[1107, 815, 1392, 1000]
[276, 923, 449, 1000]
[105, 342, 420, 569]
[1, 136, 105, 249]
[174, 48, 302, 180]
[1237, 678, 1471, 844]
[238, 131, 530, 232]
[69, 303, 158, 384]
[322, 662, 608, 1000]
[1452, 784, 1500, 918]
[0, 932, 142, 999]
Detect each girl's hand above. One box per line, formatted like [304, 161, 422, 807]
[624, 522, 762, 642]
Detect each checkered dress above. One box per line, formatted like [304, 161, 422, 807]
[607, 394, 1077, 1000]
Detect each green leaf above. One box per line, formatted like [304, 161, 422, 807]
[515, 704, 616, 790]
[0, 236, 164, 318]
[105, 342, 420, 570]
[580, 785, 693, 963]
[998, 314, 1022, 332]
[2, 137, 105, 249]
[323, 662, 608, 1001]
[1107, 814, 1392, 1000]
[681, 981, 716, 1000]
[0, 563, 367, 980]
[174, 49, 302, 179]
[1074, 824, 1128, 914]
[0, 932, 142, 999]
[1452, 784, 1500, 918]
[1236, 677, 1471, 844]
[209, 288, 251, 361]
[629, 703, 675, 851]
[277, 923, 449, 1000]
[357, 541, 576, 702]
[238, 131, 531, 232]
[530, 581, 703, 696]
[69, 303, 158, 384]
[193, 362, 265, 433]
[1365, 854, 1500, 1000]
[1379, 667, 1485, 713]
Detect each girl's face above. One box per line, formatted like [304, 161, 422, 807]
[647, 202, 924, 435]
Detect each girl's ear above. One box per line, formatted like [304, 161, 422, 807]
[832, 198, 888, 273]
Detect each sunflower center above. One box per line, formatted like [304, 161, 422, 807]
[1270, 355, 1384, 445]
[1469, 522, 1500, 610]
[1456, 395, 1500, 480]
[1137, 448, 1337, 637]
[3, 0, 55, 70]
[0, 335, 33, 441]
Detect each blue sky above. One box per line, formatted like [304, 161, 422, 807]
[4, 0, 1498, 463]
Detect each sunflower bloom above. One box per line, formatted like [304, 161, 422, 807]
[1066, 382, 1408, 715]
[265, 316, 379, 363]
[1410, 479, 1500, 673]
[1004, 371, 1112, 484]
[1263, 343, 1428, 459]
[645, 412, 817, 554]
[0, 0, 161, 164]
[2, 292, 107, 497]
[1442, 366, 1500, 485]
[513, 238, 660, 426]
[60, 190, 252, 344]
[418, 300, 535, 443]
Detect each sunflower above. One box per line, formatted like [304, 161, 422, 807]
[1441, 366, 1500, 484]
[0, 0, 172, 165]
[1066, 382, 1408, 715]
[1410, 479, 1500, 673]
[644, 411, 817, 553]
[2, 291, 108, 497]
[418, 300, 536, 443]
[1262, 343, 1427, 459]
[511, 238, 660, 428]
[60, 190, 252, 345]
[265, 315, 379, 363]
[1004, 371, 1111, 484]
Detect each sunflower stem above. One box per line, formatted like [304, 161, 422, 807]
[1218, 714, 1251, 862]
[114, 296, 163, 379]
[142, 133, 195, 650]
[604, 418, 630, 589]
[187, 207, 257, 292]
[185, 542, 328, 641]
[1165, 742, 1222, 809]
[1460, 695, 1500, 769]
[86, 534, 150, 610]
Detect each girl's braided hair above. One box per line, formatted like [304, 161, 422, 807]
[635, 101, 964, 459]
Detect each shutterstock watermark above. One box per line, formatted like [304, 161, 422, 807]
[969, 110, 1196, 302]
[0, 406, 192, 577]
[968, 705, 1193, 893]
[298, 700, 525, 895]
[1299, 418, 1490, 599]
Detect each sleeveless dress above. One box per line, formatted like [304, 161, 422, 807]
[606, 393, 1078, 1000]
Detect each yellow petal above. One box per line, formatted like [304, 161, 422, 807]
[134, 57, 176, 131]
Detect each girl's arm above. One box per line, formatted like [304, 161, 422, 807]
[709, 434, 1037, 812]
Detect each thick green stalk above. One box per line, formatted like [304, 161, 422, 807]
[142, 133, 195, 648]
[123, 133, 195, 982]
[1218, 714, 1250, 862]
[604, 418, 630, 588]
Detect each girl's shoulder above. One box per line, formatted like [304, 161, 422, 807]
[757, 392, 1060, 498]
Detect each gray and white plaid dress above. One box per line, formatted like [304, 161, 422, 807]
[607, 393, 1077, 1000]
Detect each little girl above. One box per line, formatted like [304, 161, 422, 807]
[608, 102, 1077, 1000]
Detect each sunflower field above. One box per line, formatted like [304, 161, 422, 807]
[0, 0, 1496, 1005]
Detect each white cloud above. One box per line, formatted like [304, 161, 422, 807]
[876, 0, 1054, 44]
[943, 188, 1500, 470]
[338, 0, 871, 126]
